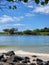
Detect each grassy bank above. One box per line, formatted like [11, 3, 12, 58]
[0, 27, 49, 35]
[0, 32, 49, 35]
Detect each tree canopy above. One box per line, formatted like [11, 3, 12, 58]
[0, 0, 49, 10]
[6, 0, 49, 5]
[3, 28, 18, 34]
[3, 27, 49, 35]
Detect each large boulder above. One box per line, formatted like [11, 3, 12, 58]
[24, 57, 30, 60]
[0, 55, 4, 60]
[0, 54, 7, 62]
[7, 55, 23, 63]
[36, 58, 43, 62]
[44, 61, 49, 65]
[37, 62, 43, 65]
[30, 63, 36, 65]
[3, 51, 15, 56]
[22, 57, 30, 63]
[36, 58, 43, 65]
[32, 55, 37, 58]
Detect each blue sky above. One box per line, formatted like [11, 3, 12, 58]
[0, 0, 49, 31]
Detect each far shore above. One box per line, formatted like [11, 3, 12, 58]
[0, 27, 49, 35]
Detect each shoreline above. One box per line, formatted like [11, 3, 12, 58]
[0, 50, 49, 63]
[0, 49, 49, 56]
[0, 47, 49, 61]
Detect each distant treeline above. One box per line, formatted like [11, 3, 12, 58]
[0, 27, 49, 35]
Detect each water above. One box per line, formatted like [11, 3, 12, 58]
[0, 35, 49, 53]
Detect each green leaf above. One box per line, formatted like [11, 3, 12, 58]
[18, 0, 21, 2]
[13, 5, 17, 9]
[7, 0, 14, 2]
[41, 2, 45, 5]
[35, 0, 39, 4]
[9, 5, 17, 9]
[23, 0, 28, 3]
[45, 0, 48, 4]
[9, 6, 11, 9]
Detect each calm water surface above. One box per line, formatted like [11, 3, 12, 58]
[0, 35, 49, 53]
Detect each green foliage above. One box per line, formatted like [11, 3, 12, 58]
[7, 0, 14, 2]
[3, 29, 9, 33]
[16, 32, 23, 35]
[45, 0, 48, 4]
[7, 0, 49, 5]
[40, 27, 49, 32]
[3, 28, 18, 34]
[9, 5, 17, 9]
[41, 2, 45, 5]
[33, 29, 40, 32]
[23, 30, 32, 35]
[2, 27, 49, 35]
[23, 30, 37, 35]
[7, 0, 49, 10]
[24, 0, 28, 3]
[0, 0, 49, 10]
[35, 0, 39, 4]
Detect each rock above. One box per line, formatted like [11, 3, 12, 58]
[1, 58, 7, 62]
[37, 62, 43, 65]
[44, 61, 49, 65]
[24, 57, 30, 60]
[9, 63, 14, 65]
[36, 58, 43, 62]
[14, 63, 28, 65]
[30, 63, 36, 65]
[22, 56, 30, 63]
[3, 51, 15, 56]
[22, 60, 28, 63]
[33, 59, 36, 61]
[47, 61, 49, 65]
[0, 62, 3, 65]
[32, 55, 37, 58]
[36, 58, 43, 65]
[7, 55, 23, 62]
[0, 54, 7, 62]
[0, 55, 4, 60]
[22, 59, 30, 63]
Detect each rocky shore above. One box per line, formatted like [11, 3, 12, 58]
[0, 51, 49, 65]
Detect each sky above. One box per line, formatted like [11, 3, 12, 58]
[0, 0, 49, 31]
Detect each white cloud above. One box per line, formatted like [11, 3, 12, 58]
[0, 15, 24, 23]
[0, 23, 25, 27]
[0, 15, 13, 22]
[34, 5, 49, 14]
[22, 0, 34, 9]
[25, 13, 35, 17]
[28, 5, 33, 8]
[13, 24, 25, 26]
[14, 16, 24, 21]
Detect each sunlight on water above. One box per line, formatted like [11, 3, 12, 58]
[0, 35, 49, 53]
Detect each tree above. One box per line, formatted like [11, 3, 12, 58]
[0, 0, 49, 10]
[33, 29, 40, 32]
[7, 0, 49, 5]
[3, 29, 10, 34]
[23, 30, 32, 35]
[9, 28, 18, 34]
[3, 28, 18, 34]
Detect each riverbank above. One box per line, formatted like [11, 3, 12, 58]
[0, 45, 49, 54]
[0, 50, 49, 65]
[0, 49, 49, 60]
[0, 32, 49, 35]
[1, 27, 49, 35]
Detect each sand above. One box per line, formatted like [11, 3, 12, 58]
[0, 49, 49, 61]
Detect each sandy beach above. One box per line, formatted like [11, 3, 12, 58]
[0, 49, 49, 65]
[0, 49, 49, 61]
